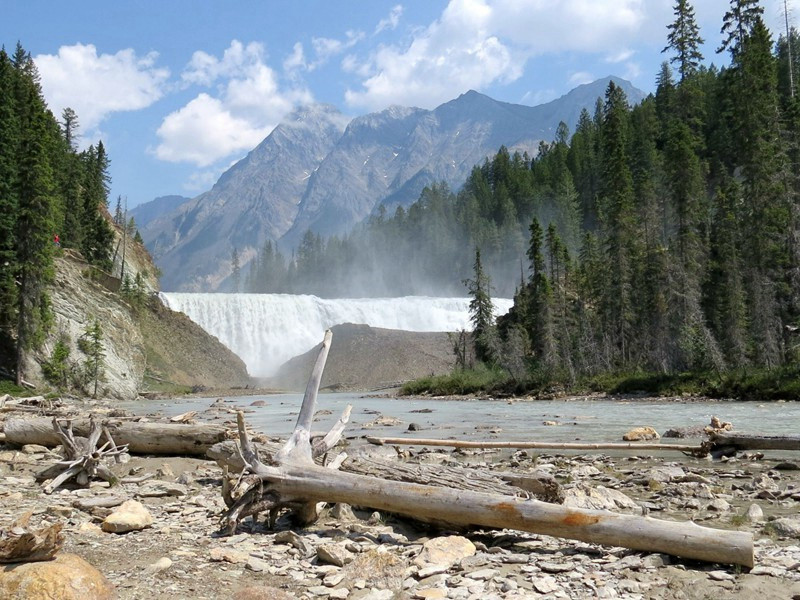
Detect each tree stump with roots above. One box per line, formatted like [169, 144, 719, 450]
[36, 417, 128, 494]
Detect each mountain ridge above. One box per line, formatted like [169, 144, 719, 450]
[139, 76, 646, 291]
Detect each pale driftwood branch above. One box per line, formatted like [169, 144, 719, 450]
[312, 404, 352, 458]
[217, 330, 753, 567]
[366, 436, 706, 455]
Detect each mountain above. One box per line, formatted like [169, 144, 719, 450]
[141, 104, 350, 290]
[140, 76, 646, 291]
[130, 195, 191, 230]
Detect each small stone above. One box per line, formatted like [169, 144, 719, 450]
[318, 544, 352, 567]
[329, 589, 350, 599]
[209, 547, 249, 564]
[144, 557, 172, 574]
[46, 505, 73, 518]
[101, 500, 153, 533]
[708, 499, 731, 512]
[532, 575, 559, 594]
[622, 426, 660, 441]
[324, 573, 345, 587]
[368, 511, 382, 524]
[467, 568, 497, 580]
[414, 589, 447, 599]
[136, 481, 188, 497]
[275, 530, 313, 555]
[77, 522, 104, 536]
[157, 463, 175, 478]
[539, 562, 573, 573]
[413, 536, 476, 569]
[708, 570, 734, 581]
[746, 504, 765, 522]
[21, 444, 50, 454]
[246, 557, 270, 572]
[408, 423, 421, 431]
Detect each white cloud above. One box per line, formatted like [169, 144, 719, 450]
[310, 30, 365, 70]
[605, 49, 635, 64]
[375, 5, 404, 35]
[283, 42, 306, 73]
[34, 44, 169, 139]
[345, 0, 655, 111]
[155, 41, 313, 166]
[569, 71, 595, 85]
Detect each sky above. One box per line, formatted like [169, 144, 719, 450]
[2, 0, 798, 209]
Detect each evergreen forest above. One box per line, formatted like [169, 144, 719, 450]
[246, 1, 800, 396]
[0, 43, 116, 385]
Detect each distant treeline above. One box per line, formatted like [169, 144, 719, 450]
[248, 1, 800, 385]
[0, 43, 116, 383]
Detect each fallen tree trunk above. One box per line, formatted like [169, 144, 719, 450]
[219, 330, 754, 568]
[210, 440, 563, 503]
[4, 418, 229, 456]
[366, 436, 706, 455]
[709, 432, 800, 452]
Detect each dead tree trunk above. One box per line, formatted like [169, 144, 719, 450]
[219, 330, 754, 568]
[36, 417, 127, 494]
[709, 432, 800, 452]
[5, 418, 228, 456]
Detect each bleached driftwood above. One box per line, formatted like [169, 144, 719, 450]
[5, 418, 229, 456]
[366, 436, 707, 455]
[219, 330, 754, 568]
[35, 417, 127, 494]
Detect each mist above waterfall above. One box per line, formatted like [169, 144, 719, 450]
[160, 293, 513, 377]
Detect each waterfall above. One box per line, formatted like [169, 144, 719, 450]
[159, 293, 513, 377]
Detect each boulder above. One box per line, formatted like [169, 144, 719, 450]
[622, 426, 660, 441]
[101, 500, 153, 533]
[0, 553, 113, 599]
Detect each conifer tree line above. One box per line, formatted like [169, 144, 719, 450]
[0, 43, 115, 384]
[246, 0, 800, 382]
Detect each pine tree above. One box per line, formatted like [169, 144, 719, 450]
[12, 45, 57, 384]
[230, 247, 241, 293]
[79, 318, 105, 398]
[664, 0, 705, 82]
[464, 248, 495, 363]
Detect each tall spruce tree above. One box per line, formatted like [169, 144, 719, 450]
[465, 248, 495, 363]
[664, 0, 705, 81]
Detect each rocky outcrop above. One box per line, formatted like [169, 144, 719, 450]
[27, 250, 146, 400]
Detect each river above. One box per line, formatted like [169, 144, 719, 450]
[120, 393, 800, 445]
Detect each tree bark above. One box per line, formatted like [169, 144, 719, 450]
[709, 432, 800, 452]
[4, 418, 229, 456]
[219, 330, 754, 568]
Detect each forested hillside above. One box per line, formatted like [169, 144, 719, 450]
[250, 1, 800, 392]
[0, 43, 116, 385]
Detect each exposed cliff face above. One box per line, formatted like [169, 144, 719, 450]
[27, 245, 251, 400]
[28, 250, 147, 400]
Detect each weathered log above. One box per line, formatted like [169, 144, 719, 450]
[219, 330, 754, 568]
[4, 418, 229, 456]
[709, 432, 800, 452]
[366, 436, 706, 455]
[210, 440, 563, 503]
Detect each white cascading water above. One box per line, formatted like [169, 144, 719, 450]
[159, 293, 513, 377]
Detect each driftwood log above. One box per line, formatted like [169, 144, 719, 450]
[708, 432, 800, 452]
[219, 330, 754, 567]
[4, 418, 229, 456]
[35, 417, 127, 494]
[210, 440, 564, 503]
[366, 436, 707, 455]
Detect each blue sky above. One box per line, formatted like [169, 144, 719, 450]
[2, 0, 797, 209]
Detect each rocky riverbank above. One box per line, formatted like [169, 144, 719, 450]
[2, 397, 800, 599]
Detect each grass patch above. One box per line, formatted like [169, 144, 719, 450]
[0, 379, 36, 397]
[400, 364, 508, 396]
